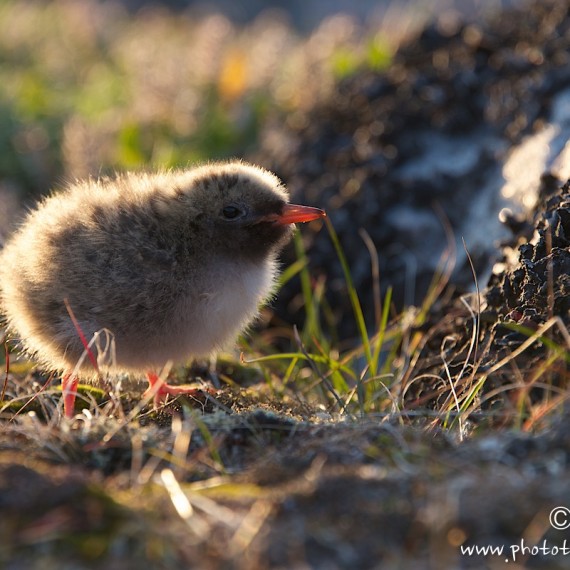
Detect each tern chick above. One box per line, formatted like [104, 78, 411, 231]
[0, 161, 325, 417]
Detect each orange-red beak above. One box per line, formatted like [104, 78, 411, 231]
[266, 204, 326, 225]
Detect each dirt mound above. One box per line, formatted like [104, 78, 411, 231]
[254, 0, 570, 338]
[487, 183, 570, 329]
[403, 179, 569, 418]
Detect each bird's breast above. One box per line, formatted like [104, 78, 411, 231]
[167, 257, 278, 359]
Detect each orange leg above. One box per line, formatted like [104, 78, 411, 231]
[61, 372, 79, 418]
[143, 371, 208, 408]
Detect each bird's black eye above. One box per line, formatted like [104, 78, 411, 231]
[221, 205, 243, 220]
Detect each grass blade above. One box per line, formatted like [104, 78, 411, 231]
[324, 218, 372, 368]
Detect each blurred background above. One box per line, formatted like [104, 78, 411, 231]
[106, 0, 522, 30]
[0, 0, 520, 219]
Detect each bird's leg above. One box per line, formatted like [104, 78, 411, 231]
[61, 372, 79, 418]
[143, 371, 208, 408]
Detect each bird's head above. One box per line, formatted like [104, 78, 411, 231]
[176, 161, 326, 262]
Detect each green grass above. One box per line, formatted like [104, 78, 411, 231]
[244, 219, 429, 417]
[240, 214, 570, 432]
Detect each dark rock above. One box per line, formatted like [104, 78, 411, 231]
[486, 180, 570, 334]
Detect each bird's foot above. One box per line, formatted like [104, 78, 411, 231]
[143, 372, 213, 408]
